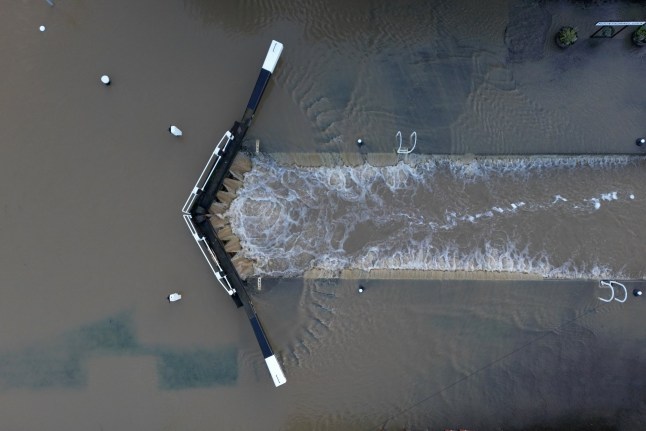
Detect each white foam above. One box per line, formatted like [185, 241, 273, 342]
[589, 198, 601, 210]
[227, 155, 641, 280]
[585, 191, 621, 210]
[435, 155, 636, 181]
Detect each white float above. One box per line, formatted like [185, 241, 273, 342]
[168, 293, 182, 302]
[169, 125, 183, 137]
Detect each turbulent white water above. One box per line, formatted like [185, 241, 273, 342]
[226, 154, 646, 279]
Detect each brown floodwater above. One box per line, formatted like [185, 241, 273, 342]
[0, 1, 644, 430]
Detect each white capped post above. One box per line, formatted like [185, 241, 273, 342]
[262, 40, 284, 73]
[265, 355, 287, 387]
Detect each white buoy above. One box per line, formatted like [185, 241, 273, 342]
[358, 285, 364, 293]
[168, 293, 182, 302]
[100, 75, 111, 86]
[39, 25, 46, 32]
[169, 125, 183, 137]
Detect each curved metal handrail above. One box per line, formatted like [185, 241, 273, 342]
[396, 131, 417, 154]
[598, 280, 628, 303]
[598, 280, 614, 302]
[611, 281, 628, 303]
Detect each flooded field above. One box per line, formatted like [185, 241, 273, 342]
[0, 1, 644, 430]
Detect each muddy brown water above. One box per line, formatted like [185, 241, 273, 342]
[1, 1, 645, 430]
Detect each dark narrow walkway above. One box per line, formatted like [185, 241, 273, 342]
[181, 40, 286, 387]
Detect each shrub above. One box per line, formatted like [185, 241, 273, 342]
[556, 26, 578, 48]
[633, 25, 646, 46]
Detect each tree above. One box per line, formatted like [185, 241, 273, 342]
[632, 25, 646, 47]
[556, 26, 578, 49]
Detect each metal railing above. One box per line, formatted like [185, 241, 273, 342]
[182, 214, 236, 296]
[396, 130, 417, 154]
[182, 131, 234, 214]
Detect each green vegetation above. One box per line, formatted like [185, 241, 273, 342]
[556, 26, 578, 48]
[599, 26, 614, 38]
[632, 25, 646, 47]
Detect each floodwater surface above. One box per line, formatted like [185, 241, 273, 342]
[0, 1, 645, 430]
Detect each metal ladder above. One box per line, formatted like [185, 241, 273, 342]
[396, 131, 417, 154]
[598, 280, 628, 303]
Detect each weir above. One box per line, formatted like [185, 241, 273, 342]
[182, 40, 286, 387]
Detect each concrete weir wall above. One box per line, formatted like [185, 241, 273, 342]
[208, 152, 255, 280]
[304, 268, 543, 281]
[269, 151, 400, 167]
[264, 151, 641, 168]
